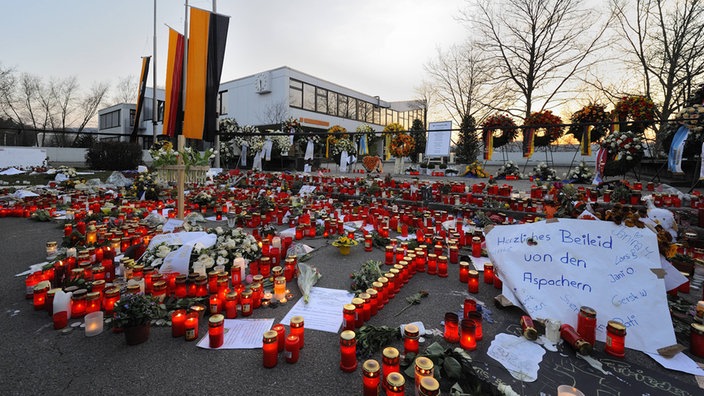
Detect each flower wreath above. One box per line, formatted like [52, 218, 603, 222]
[613, 95, 656, 133]
[356, 124, 376, 140]
[600, 130, 645, 176]
[663, 104, 704, 157]
[383, 122, 405, 134]
[568, 103, 611, 143]
[389, 133, 416, 157]
[481, 114, 518, 148]
[524, 110, 563, 147]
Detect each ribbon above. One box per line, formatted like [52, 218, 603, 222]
[304, 140, 314, 160]
[484, 129, 494, 160]
[385, 134, 392, 160]
[240, 144, 248, 166]
[358, 135, 369, 155]
[580, 125, 592, 156]
[252, 150, 263, 171]
[326, 136, 333, 158]
[522, 128, 535, 158]
[667, 125, 689, 174]
[339, 150, 349, 173]
[592, 146, 608, 184]
[263, 139, 273, 161]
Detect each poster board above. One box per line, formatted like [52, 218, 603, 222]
[485, 218, 675, 354]
[424, 121, 452, 157]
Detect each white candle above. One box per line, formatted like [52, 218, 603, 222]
[233, 257, 246, 281]
[557, 385, 585, 396]
[84, 312, 104, 337]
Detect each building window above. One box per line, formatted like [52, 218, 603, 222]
[99, 109, 121, 129]
[327, 92, 338, 116]
[289, 80, 303, 108]
[217, 91, 228, 115]
[348, 98, 357, 120]
[373, 106, 381, 125]
[303, 83, 315, 111]
[316, 87, 327, 113]
[338, 96, 348, 118]
[158, 100, 165, 122]
[129, 109, 136, 127]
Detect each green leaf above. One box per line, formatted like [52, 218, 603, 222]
[404, 363, 416, 379]
[424, 342, 446, 360]
[444, 356, 462, 380]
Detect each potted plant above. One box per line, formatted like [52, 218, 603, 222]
[438, 163, 448, 175]
[112, 293, 164, 345]
[426, 163, 436, 175]
[331, 235, 359, 256]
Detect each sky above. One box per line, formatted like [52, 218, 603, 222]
[1, 0, 468, 103]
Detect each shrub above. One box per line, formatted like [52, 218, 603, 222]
[86, 141, 143, 170]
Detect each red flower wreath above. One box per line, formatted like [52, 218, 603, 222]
[523, 110, 564, 147]
[481, 114, 518, 148]
[389, 133, 416, 157]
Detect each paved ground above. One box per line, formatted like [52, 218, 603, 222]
[0, 168, 702, 395]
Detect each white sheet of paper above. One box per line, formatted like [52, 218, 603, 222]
[161, 218, 183, 233]
[488, 333, 545, 382]
[281, 287, 354, 333]
[660, 255, 688, 291]
[645, 351, 704, 376]
[161, 244, 194, 274]
[196, 318, 275, 349]
[469, 256, 491, 271]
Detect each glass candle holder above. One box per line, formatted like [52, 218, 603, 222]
[340, 330, 358, 372]
[415, 251, 426, 273]
[352, 297, 365, 328]
[84, 311, 104, 337]
[274, 276, 286, 301]
[413, 357, 434, 395]
[471, 236, 482, 257]
[577, 306, 597, 346]
[366, 289, 379, 316]
[483, 263, 494, 284]
[272, 323, 286, 352]
[33, 282, 50, 311]
[691, 323, 704, 357]
[449, 245, 459, 264]
[262, 330, 278, 368]
[443, 312, 460, 343]
[459, 261, 469, 283]
[460, 318, 476, 350]
[604, 320, 627, 358]
[185, 311, 199, 341]
[384, 372, 405, 396]
[373, 281, 386, 309]
[364, 234, 373, 252]
[426, 253, 438, 275]
[285, 334, 300, 363]
[381, 347, 400, 379]
[467, 311, 483, 341]
[362, 359, 381, 396]
[343, 303, 357, 331]
[419, 376, 440, 396]
[171, 309, 186, 337]
[385, 245, 394, 265]
[208, 314, 225, 348]
[437, 255, 448, 278]
[359, 292, 372, 322]
[240, 289, 253, 317]
[403, 324, 420, 355]
[468, 270, 479, 293]
[557, 385, 586, 396]
[289, 315, 305, 349]
[225, 291, 238, 319]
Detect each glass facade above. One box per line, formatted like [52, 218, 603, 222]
[99, 109, 121, 129]
[288, 78, 424, 129]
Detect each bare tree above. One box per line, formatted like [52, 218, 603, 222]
[261, 100, 290, 126]
[612, 0, 704, 154]
[463, 0, 613, 120]
[112, 75, 138, 105]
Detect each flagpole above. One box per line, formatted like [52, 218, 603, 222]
[177, 0, 189, 220]
[212, 0, 221, 168]
[152, 0, 158, 140]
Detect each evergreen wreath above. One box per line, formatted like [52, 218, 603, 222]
[568, 103, 611, 143]
[524, 110, 564, 147]
[481, 114, 518, 148]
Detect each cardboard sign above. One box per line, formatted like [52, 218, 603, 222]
[486, 218, 675, 354]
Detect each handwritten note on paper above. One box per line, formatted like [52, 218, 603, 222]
[281, 287, 355, 333]
[488, 333, 545, 382]
[196, 318, 274, 349]
[486, 218, 675, 354]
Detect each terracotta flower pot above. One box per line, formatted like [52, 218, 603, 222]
[124, 324, 150, 345]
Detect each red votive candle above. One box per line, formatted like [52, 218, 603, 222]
[691, 323, 704, 357]
[459, 261, 470, 283]
[343, 303, 357, 331]
[471, 236, 482, 257]
[605, 320, 626, 358]
[577, 306, 597, 346]
[262, 330, 279, 368]
[352, 298, 365, 328]
[208, 314, 225, 348]
[437, 255, 448, 278]
[209, 294, 221, 315]
[468, 270, 479, 293]
[289, 315, 305, 349]
[426, 253, 438, 275]
[185, 312, 199, 341]
[340, 330, 358, 372]
[385, 245, 394, 265]
[366, 289, 379, 316]
[362, 359, 381, 396]
[33, 282, 49, 311]
[240, 289, 253, 317]
[285, 334, 300, 363]
[171, 309, 186, 337]
[444, 312, 460, 343]
[467, 311, 483, 341]
[382, 347, 400, 380]
[403, 324, 420, 355]
[225, 292, 238, 319]
[483, 263, 494, 284]
[463, 298, 476, 319]
[384, 372, 405, 396]
[449, 245, 459, 264]
[273, 323, 286, 352]
[460, 318, 476, 351]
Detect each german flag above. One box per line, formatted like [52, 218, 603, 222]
[483, 129, 493, 160]
[183, 7, 229, 141]
[580, 125, 592, 156]
[522, 128, 535, 158]
[163, 28, 184, 137]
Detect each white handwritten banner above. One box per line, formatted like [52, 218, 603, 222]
[486, 218, 675, 354]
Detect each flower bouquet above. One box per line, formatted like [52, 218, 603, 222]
[331, 235, 359, 255]
[529, 162, 558, 182]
